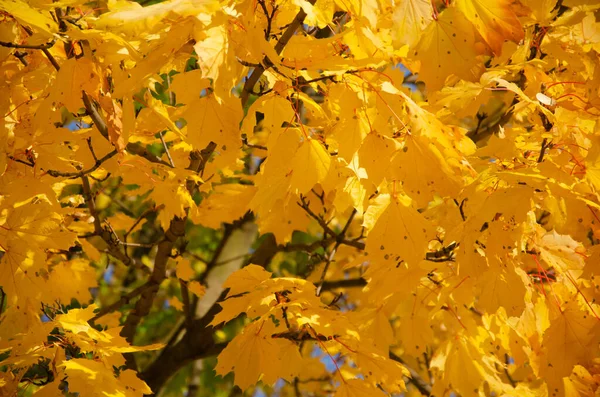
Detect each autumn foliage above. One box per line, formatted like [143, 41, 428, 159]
[2, 0, 600, 395]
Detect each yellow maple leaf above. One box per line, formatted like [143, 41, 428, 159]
[354, 349, 409, 393]
[222, 264, 272, 298]
[364, 193, 433, 266]
[456, 0, 524, 55]
[170, 69, 210, 104]
[175, 257, 195, 281]
[539, 301, 599, 397]
[179, 95, 243, 152]
[0, 0, 57, 36]
[215, 320, 302, 390]
[391, 0, 433, 49]
[289, 137, 331, 194]
[51, 58, 101, 112]
[187, 281, 206, 298]
[413, 7, 483, 90]
[191, 184, 257, 229]
[62, 358, 151, 397]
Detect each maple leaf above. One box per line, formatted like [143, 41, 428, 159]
[5, 0, 600, 396]
[538, 301, 600, 397]
[364, 193, 433, 267]
[0, 0, 57, 35]
[289, 137, 331, 194]
[62, 358, 152, 397]
[413, 7, 483, 90]
[456, 0, 524, 55]
[215, 320, 302, 390]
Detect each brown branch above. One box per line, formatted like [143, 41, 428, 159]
[81, 176, 104, 234]
[241, 135, 268, 151]
[538, 137, 552, 163]
[159, 132, 175, 168]
[81, 90, 172, 167]
[257, 0, 278, 40]
[120, 216, 188, 369]
[13, 51, 29, 66]
[316, 209, 356, 296]
[126, 142, 173, 167]
[7, 155, 34, 167]
[120, 143, 217, 370]
[278, 237, 334, 253]
[80, 176, 150, 274]
[40, 44, 60, 69]
[389, 351, 432, 396]
[298, 195, 337, 239]
[90, 281, 154, 324]
[19, 26, 60, 71]
[0, 38, 56, 49]
[46, 149, 118, 179]
[320, 278, 366, 290]
[141, 290, 230, 393]
[179, 279, 194, 330]
[240, 0, 318, 107]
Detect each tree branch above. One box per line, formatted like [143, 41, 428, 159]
[80, 176, 150, 273]
[240, 0, 317, 107]
[389, 351, 432, 396]
[120, 143, 217, 369]
[0, 38, 56, 49]
[320, 278, 366, 290]
[20, 26, 60, 71]
[316, 209, 356, 296]
[141, 290, 230, 393]
[46, 149, 117, 179]
[81, 90, 172, 167]
[90, 281, 154, 324]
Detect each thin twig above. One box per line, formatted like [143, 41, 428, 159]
[7, 155, 34, 167]
[159, 132, 175, 168]
[13, 51, 29, 66]
[389, 351, 432, 396]
[80, 175, 150, 274]
[82, 90, 172, 167]
[87, 137, 98, 162]
[241, 135, 268, 151]
[298, 195, 336, 238]
[538, 138, 552, 163]
[46, 150, 117, 179]
[0, 38, 56, 49]
[320, 278, 366, 290]
[90, 282, 155, 323]
[316, 209, 356, 296]
[20, 26, 60, 71]
[504, 353, 517, 387]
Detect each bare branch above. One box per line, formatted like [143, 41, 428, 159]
[316, 209, 356, 296]
[0, 38, 56, 49]
[242, 135, 268, 151]
[320, 278, 366, 290]
[179, 279, 194, 331]
[389, 351, 432, 396]
[159, 132, 175, 168]
[46, 150, 118, 179]
[90, 281, 155, 324]
[20, 26, 60, 70]
[80, 175, 150, 274]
